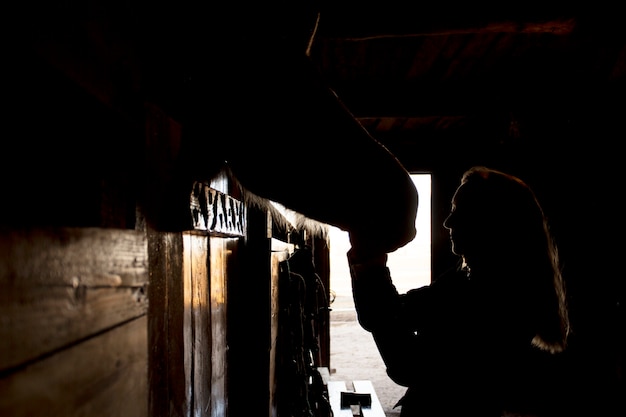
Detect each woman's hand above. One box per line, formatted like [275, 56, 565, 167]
[347, 231, 389, 267]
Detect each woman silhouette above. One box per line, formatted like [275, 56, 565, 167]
[347, 166, 570, 417]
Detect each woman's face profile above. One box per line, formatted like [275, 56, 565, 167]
[443, 184, 468, 257]
[443, 182, 490, 259]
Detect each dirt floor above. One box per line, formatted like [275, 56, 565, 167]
[329, 294, 406, 417]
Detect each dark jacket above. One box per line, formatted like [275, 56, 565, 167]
[349, 261, 555, 417]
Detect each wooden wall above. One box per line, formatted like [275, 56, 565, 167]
[0, 177, 329, 417]
[1, 26, 333, 414]
[0, 228, 149, 417]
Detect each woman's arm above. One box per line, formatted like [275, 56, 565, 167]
[347, 247, 439, 386]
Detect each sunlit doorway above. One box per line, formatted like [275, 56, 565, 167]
[327, 173, 431, 416]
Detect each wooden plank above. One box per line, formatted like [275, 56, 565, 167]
[209, 236, 231, 417]
[182, 233, 234, 417]
[226, 205, 271, 417]
[270, 248, 291, 416]
[328, 380, 387, 417]
[352, 380, 387, 417]
[183, 233, 211, 415]
[0, 228, 148, 371]
[147, 229, 185, 417]
[0, 316, 148, 417]
[317, 366, 331, 385]
[327, 381, 353, 417]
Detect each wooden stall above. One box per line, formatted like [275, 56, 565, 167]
[1, 40, 333, 416]
[0, 164, 331, 417]
[2, 2, 624, 417]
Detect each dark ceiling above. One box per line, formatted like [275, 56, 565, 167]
[307, 2, 626, 171]
[8, 1, 626, 177]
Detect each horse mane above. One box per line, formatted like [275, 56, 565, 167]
[223, 165, 330, 243]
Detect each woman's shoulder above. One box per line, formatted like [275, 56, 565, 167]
[401, 263, 469, 308]
[432, 262, 470, 288]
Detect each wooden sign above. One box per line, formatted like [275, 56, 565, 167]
[190, 182, 246, 236]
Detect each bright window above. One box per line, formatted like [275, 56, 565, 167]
[329, 174, 432, 306]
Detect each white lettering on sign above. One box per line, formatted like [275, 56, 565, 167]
[190, 182, 246, 236]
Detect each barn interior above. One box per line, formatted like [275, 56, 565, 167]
[1, 1, 624, 416]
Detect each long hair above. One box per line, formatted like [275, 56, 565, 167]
[460, 166, 570, 353]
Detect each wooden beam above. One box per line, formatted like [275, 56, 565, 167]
[0, 228, 148, 372]
[0, 316, 148, 417]
[320, 18, 576, 41]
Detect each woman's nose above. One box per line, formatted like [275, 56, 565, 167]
[443, 213, 453, 230]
